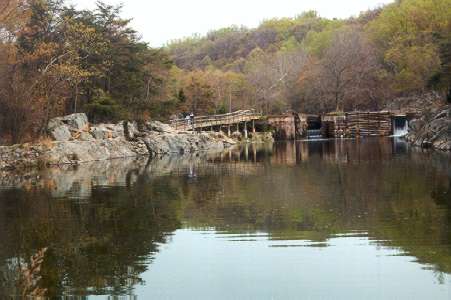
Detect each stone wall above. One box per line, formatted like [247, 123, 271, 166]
[267, 114, 297, 140]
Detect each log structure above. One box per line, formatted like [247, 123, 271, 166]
[322, 115, 346, 138]
[322, 111, 394, 138]
[169, 109, 405, 140]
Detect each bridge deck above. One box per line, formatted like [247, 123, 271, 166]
[170, 110, 263, 131]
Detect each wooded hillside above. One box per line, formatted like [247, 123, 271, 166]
[0, 0, 450, 144]
[167, 0, 450, 114]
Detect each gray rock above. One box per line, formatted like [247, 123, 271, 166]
[90, 127, 110, 140]
[48, 113, 89, 141]
[408, 119, 425, 132]
[79, 132, 95, 141]
[48, 113, 89, 131]
[43, 139, 139, 165]
[123, 121, 139, 140]
[64, 113, 89, 130]
[2, 114, 242, 171]
[406, 105, 450, 152]
[146, 121, 176, 133]
[49, 124, 72, 141]
[106, 124, 125, 138]
[142, 132, 232, 156]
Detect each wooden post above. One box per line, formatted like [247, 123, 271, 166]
[244, 143, 249, 161]
[191, 115, 195, 134]
[253, 145, 257, 162]
[244, 121, 248, 139]
[356, 113, 360, 138]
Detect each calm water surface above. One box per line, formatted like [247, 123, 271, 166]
[1, 138, 451, 299]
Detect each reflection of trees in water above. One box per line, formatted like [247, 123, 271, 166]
[179, 140, 451, 274]
[0, 139, 450, 296]
[0, 175, 181, 297]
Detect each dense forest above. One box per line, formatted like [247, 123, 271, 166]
[0, 0, 450, 143]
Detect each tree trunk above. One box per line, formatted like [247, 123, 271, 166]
[74, 82, 78, 113]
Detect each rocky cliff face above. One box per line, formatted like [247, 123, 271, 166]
[406, 105, 450, 151]
[0, 113, 242, 171]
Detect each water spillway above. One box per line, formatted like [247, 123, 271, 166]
[306, 115, 323, 139]
[307, 129, 323, 140]
[392, 115, 409, 137]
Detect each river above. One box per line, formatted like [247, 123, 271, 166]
[0, 138, 450, 299]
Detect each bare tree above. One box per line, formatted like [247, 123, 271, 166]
[245, 49, 308, 113]
[314, 26, 381, 111]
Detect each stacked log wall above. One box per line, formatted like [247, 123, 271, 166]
[322, 115, 346, 138]
[346, 111, 392, 137]
[322, 111, 393, 138]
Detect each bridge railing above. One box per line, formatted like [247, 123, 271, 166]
[170, 109, 262, 130]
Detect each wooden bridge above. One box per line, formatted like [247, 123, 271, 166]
[170, 110, 263, 134]
[169, 109, 415, 140]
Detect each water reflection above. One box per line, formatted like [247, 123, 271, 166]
[0, 138, 450, 298]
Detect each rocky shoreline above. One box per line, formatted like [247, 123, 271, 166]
[2, 103, 448, 173]
[406, 104, 450, 152]
[0, 113, 273, 171]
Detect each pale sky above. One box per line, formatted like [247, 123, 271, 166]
[70, 0, 394, 47]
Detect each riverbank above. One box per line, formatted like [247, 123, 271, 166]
[0, 113, 273, 171]
[384, 92, 450, 152]
[405, 104, 450, 151]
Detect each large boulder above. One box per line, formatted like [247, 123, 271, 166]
[90, 127, 110, 140]
[146, 120, 176, 133]
[406, 105, 450, 151]
[88, 123, 124, 140]
[142, 132, 231, 156]
[43, 139, 138, 165]
[48, 113, 89, 141]
[79, 132, 95, 141]
[64, 113, 89, 130]
[49, 125, 72, 142]
[408, 119, 425, 132]
[106, 124, 125, 138]
[48, 113, 89, 131]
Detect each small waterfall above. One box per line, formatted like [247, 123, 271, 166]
[307, 129, 323, 140]
[393, 117, 408, 137]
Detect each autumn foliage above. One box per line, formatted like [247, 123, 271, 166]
[1, 0, 450, 144]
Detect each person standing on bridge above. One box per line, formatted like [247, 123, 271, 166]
[185, 114, 190, 126]
[190, 112, 195, 133]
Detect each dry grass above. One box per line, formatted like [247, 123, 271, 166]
[36, 136, 54, 149]
[19, 247, 48, 298]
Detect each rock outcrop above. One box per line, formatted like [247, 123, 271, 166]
[406, 105, 450, 151]
[0, 144, 48, 171]
[0, 113, 244, 171]
[142, 131, 236, 156]
[47, 113, 90, 141]
[250, 132, 275, 143]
